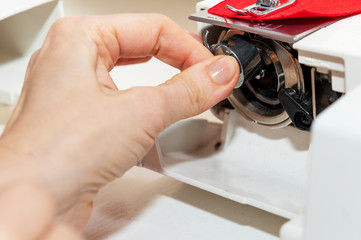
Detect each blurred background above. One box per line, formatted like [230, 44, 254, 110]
[62, 0, 200, 32]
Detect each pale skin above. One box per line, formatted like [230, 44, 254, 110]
[0, 14, 239, 239]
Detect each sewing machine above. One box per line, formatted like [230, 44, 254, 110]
[143, 1, 361, 239]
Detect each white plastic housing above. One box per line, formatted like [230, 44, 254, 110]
[144, 115, 310, 219]
[294, 14, 361, 93]
[305, 84, 361, 240]
[143, 1, 361, 239]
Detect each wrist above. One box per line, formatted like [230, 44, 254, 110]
[0, 134, 98, 216]
[0, 137, 68, 208]
[0, 140, 31, 188]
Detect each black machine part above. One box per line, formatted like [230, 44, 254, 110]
[198, 20, 347, 131]
[278, 88, 313, 131]
[204, 28, 342, 131]
[210, 35, 263, 88]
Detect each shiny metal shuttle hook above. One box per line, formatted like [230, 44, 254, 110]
[202, 30, 211, 51]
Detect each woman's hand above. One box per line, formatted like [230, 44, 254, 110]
[0, 182, 83, 240]
[0, 14, 239, 228]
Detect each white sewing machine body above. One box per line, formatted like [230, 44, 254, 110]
[143, 1, 361, 239]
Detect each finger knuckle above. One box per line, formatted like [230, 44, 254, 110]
[48, 16, 88, 40]
[149, 13, 172, 24]
[125, 87, 169, 131]
[29, 49, 40, 64]
[148, 13, 179, 32]
[172, 72, 205, 115]
[50, 17, 75, 34]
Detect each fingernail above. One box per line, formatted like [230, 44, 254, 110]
[209, 56, 238, 85]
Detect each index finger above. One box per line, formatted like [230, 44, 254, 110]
[45, 14, 213, 72]
[109, 13, 213, 70]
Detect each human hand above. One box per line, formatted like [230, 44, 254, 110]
[0, 14, 239, 228]
[0, 182, 83, 240]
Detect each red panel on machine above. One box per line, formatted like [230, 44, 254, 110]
[208, 0, 361, 20]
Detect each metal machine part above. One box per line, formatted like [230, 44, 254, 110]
[195, 9, 344, 131]
[205, 30, 262, 88]
[189, 10, 340, 43]
[206, 28, 310, 129]
[202, 25, 342, 131]
[311, 68, 342, 118]
[226, 0, 296, 17]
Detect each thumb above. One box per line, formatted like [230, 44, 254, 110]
[158, 55, 239, 125]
